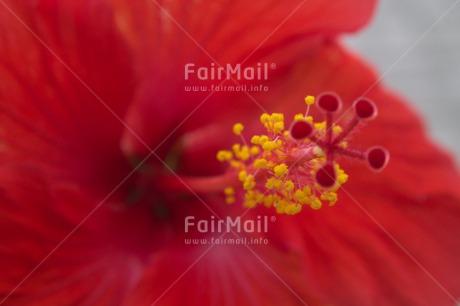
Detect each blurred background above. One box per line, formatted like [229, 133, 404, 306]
[344, 0, 460, 165]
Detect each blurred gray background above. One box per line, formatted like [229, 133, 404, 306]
[344, 0, 460, 165]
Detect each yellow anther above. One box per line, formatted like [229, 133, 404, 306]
[243, 175, 256, 190]
[305, 95, 315, 105]
[273, 122, 284, 133]
[265, 178, 276, 190]
[333, 125, 342, 134]
[294, 189, 305, 199]
[233, 123, 244, 136]
[275, 205, 285, 214]
[238, 170, 247, 182]
[305, 116, 313, 123]
[253, 158, 268, 169]
[283, 180, 295, 192]
[263, 195, 275, 207]
[285, 203, 302, 215]
[244, 190, 261, 208]
[338, 173, 348, 185]
[274, 164, 288, 177]
[266, 178, 282, 190]
[294, 114, 305, 121]
[262, 141, 277, 151]
[294, 189, 310, 205]
[302, 185, 312, 196]
[251, 135, 260, 144]
[224, 187, 235, 196]
[276, 139, 283, 147]
[216, 150, 233, 162]
[273, 198, 286, 209]
[232, 144, 241, 155]
[260, 113, 270, 125]
[224, 187, 236, 204]
[314, 122, 326, 130]
[258, 135, 269, 145]
[310, 197, 322, 210]
[321, 191, 338, 206]
[244, 200, 257, 208]
[230, 160, 241, 168]
[335, 164, 349, 185]
[238, 146, 250, 161]
[250, 146, 260, 155]
[271, 113, 284, 123]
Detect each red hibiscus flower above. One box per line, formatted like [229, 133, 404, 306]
[1, 0, 459, 305]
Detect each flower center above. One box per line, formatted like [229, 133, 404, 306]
[217, 93, 389, 215]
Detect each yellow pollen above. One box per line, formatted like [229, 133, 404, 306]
[311, 197, 322, 210]
[266, 178, 282, 190]
[250, 146, 260, 155]
[284, 180, 295, 191]
[336, 164, 349, 186]
[260, 113, 271, 125]
[262, 141, 277, 151]
[263, 195, 275, 207]
[273, 122, 284, 133]
[224, 187, 236, 204]
[285, 203, 302, 215]
[333, 126, 342, 134]
[224, 187, 235, 196]
[271, 113, 284, 123]
[216, 94, 349, 215]
[253, 158, 268, 169]
[217, 150, 233, 162]
[294, 114, 305, 121]
[274, 164, 288, 177]
[243, 175, 256, 190]
[294, 189, 310, 205]
[233, 123, 244, 136]
[238, 170, 247, 182]
[230, 160, 241, 168]
[251, 135, 260, 144]
[258, 135, 269, 145]
[321, 191, 338, 206]
[305, 95, 315, 105]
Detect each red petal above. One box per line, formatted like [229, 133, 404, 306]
[0, 0, 137, 191]
[111, 0, 377, 156]
[0, 2, 154, 303]
[126, 243, 322, 306]
[0, 167, 151, 304]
